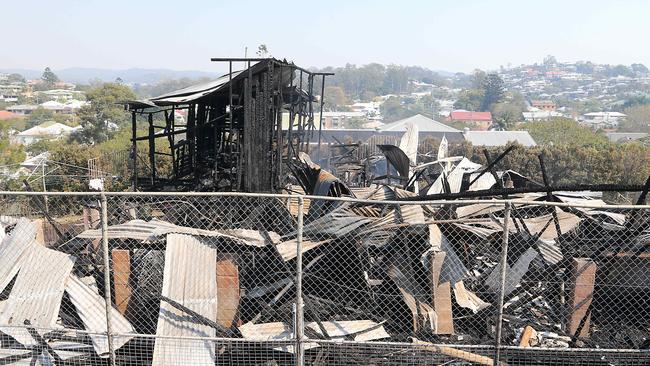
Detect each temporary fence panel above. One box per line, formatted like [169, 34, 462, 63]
[0, 191, 648, 365]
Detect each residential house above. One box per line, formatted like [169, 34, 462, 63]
[531, 100, 556, 111]
[350, 101, 381, 117]
[313, 114, 464, 144]
[39, 89, 84, 102]
[40, 100, 88, 114]
[606, 132, 648, 143]
[447, 110, 493, 130]
[581, 112, 626, 128]
[522, 110, 563, 121]
[321, 111, 367, 129]
[5, 104, 38, 115]
[13, 121, 81, 145]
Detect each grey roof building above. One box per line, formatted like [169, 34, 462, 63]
[463, 130, 537, 147]
[606, 132, 648, 143]
[378, 114, 460, 133]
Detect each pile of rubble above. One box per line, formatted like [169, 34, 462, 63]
[1, 135, 649, 365]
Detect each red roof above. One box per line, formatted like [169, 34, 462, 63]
[449, 111, 492, 121]
[0, 110, 20, 120]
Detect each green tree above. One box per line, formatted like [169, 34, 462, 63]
[26, 107, 55, 128]
[491, 102, 522, 130]
[480, 73, 505, 111]
[41, 67, 59, 88]
[7, 73, 25, 83]
[0, 139, 26, 166]
[470, 69, 487, 89]
[453, 89, 483, 111]
[71, 82, 136, 144]
[256, 44, 270, 57]
[518, 118, 609, 146]
[620, 104, 650, 132]
[631, 63, 649, 75]
[323, 86, 348, 111]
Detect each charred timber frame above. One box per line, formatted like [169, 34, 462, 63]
[127, 58, 333, 192]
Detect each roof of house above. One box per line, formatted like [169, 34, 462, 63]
[379, 114, 459, 133]
[584, 112, 627, 117]
[5, 104, 38, 112]
[0, 110, 20, 120]
[41, 101, 66, 109]
[17, 121, 79, 137]
[449, 111, 493, 121]
[463, 131, 537, 147]
[606, 132, 649, 143]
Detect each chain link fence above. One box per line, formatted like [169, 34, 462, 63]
[0, 191, 648, 365]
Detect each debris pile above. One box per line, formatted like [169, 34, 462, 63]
[1, 148, 649, 365]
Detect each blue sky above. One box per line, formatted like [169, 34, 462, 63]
[3, 0, 650, 73]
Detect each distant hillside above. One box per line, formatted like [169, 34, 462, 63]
[0, 67, 218, 85]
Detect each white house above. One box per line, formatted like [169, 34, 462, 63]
[581, 112, 626, 128]
[14, 121, 81, 145]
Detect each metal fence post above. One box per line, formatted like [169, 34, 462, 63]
[100, 193, 116, 366]
[295, 196, 305, 366]
[494, 201, 512, 366]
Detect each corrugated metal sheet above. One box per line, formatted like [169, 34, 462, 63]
[537, 238, 564, 265]
[485, 247, 538, 296]
[399, 122, 418, 165]
[303, 209, 372, 238]
[66, 275, 134, 356]
[152, 233, 217, 366]
[427, 158, 483, 195]
[0, 219, 35, 293]
[77, 219, 279, 247]
[377, 144, 410, 177]
[350, 184, 396, 200]
[520, 208, 581, 239]
[398, 204, 425, 224]
[0, 244, 75, 345]
[239, 320, 389, 353]
[274, 238, 334, 261]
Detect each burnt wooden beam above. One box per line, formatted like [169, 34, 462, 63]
[131, 111, 138, 190]
[401, 183, 648, 201]
[148, 113, 156, 185]
[538, 154, 563, 240]
[465, 145, 515, 189]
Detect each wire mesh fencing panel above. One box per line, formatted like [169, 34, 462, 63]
[0, 193, 110, 365]
[0, 192, 649, 365]
[101, 194, 302, 365]
[298, 196, 509, 360]
[494, 201, 650, 364]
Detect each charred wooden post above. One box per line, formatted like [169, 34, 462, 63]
[148, 113, 155, 185]
[131, 111, 138, 190]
